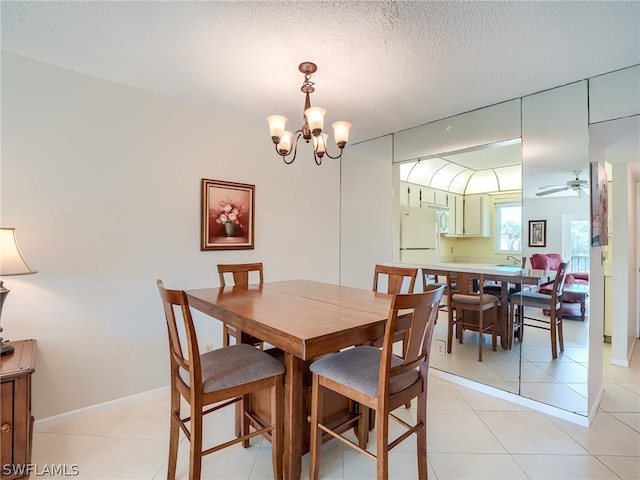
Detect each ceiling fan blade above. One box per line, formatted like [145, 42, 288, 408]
[538, 184, 564, 190]
[536, 186, 570, 196]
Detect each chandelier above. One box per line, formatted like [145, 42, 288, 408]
[266, 62, 352, 165]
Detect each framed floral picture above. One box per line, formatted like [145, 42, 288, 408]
[201, 179, 255, 250]
[528, 220, 546, 247]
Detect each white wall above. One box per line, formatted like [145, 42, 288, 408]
[1, 53, 341, 419]
[340, 136, 394, 289]
[611, 162, 639, 365]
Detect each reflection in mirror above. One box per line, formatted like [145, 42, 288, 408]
[521, 81, 590, 416]
[396, 140, 524, 395]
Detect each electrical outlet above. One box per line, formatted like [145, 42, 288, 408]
[204, 344, 214, 352]
[436, 339, 446, 356]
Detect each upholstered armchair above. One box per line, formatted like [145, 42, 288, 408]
[529, 253, 588, 317]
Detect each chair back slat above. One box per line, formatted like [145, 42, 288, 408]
[380, 286, 444, 394]
[373, 264, 418, 294]
[157, 280, 202, 391]
[552, 262, 568, 302]
[218, 262, 264, 287]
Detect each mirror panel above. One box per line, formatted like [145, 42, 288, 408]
[521, 81, 590, 415]
[395, 140, 523, 395]
[393, 99, 521, 162]
[589, 65, 640, 123]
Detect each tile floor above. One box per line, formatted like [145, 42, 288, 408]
[430, 306, 591, 415]
[33, 343, 639, 479]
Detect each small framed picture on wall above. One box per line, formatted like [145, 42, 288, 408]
[201, 179, 255, 250]
[528, 220, 546, 247]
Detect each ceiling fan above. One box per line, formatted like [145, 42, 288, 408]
[536, 170, 589, 197]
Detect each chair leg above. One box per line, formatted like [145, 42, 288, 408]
[403, 336, 411, 408]
[189, 403, 203, 480]
[416, 389, 428, 480]
[549, 308, 558, 359]
[271, 381, 284, 480]
[309, 375, 324, 480]
[478, 310, 483, 362]
[358, 405, 370, 450]
[376, 405, 389, 480]
[241, 393, 251, 448]
[556, 309, 565, 353]
[491, 309, 497, 352]
[447, 308, 454, 353]
[167, 387, 180, 480]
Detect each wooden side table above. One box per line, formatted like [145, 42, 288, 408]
[1, 339, 36, 480]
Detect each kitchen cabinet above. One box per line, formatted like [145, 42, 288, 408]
[419, 186, 435, 205]
[434, 190, 448, 206]
[445, 193, 464, 236]
[463, 194, 490, 236]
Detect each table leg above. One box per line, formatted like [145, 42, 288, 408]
[580, 295, 586, 321]
[284, 353, 304, 480]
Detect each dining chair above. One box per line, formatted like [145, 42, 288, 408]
[308, 285, 445, 480]
[447, 272, 499, 362]
[373, 264, 418, 294]
[421, 268, 453, 311]
[217, 262, 264, 349]
[372, 264, 419, 408]
[157, 280, 284, 480]
[508, 262, 568, 358]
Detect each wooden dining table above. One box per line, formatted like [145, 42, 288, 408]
[417, 263, 556, 349]
[185, 279, 399, 480]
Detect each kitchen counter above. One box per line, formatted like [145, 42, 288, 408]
[393, 261, 523, 276]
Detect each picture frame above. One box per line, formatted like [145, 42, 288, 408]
[201, 179, 255, 250]
[528, 220, 546, 247]
[590, 160, 609, 246]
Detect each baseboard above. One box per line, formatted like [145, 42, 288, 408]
[34, 385, 170, 430]
[430, 369, 590, 427]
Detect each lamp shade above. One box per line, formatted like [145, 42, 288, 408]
[304, 107, 326, 134]
[266, 115, 288, 141]
[0, 228, 37, 276]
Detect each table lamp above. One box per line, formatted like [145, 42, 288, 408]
[0, 227, 37, 356]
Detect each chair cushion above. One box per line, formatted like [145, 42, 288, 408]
[180, 343, 285, 394]
[309, 346, 419, 398]
[510, 291, 559, 309]
[452, 293, 498, 305]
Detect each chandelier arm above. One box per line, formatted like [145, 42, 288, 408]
[277, 130, 304, 165]
[320, 148, 345, 160]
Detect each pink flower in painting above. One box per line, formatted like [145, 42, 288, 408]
[213, 195, 245, 229]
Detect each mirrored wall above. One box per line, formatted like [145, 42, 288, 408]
[390, 81, 590, 416]
[341, 64, 639, 420]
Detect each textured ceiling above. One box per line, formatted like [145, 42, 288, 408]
[1, 0, 639, 181]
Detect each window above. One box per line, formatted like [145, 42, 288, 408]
[494, 203, 522, 253]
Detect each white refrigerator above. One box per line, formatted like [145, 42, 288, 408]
[399, 206, 439, 264]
